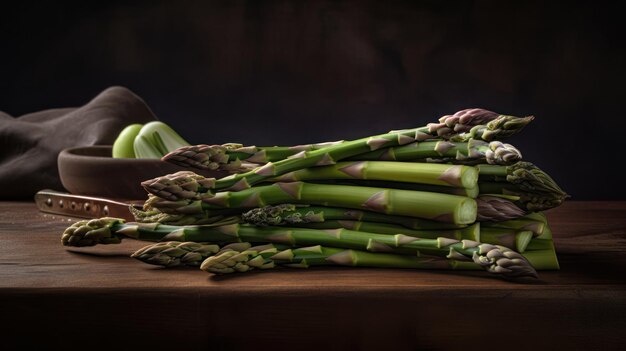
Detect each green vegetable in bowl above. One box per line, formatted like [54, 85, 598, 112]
[112, 121, 191, 159]
[112, 124, 143, 158]
[133, 121, 191, 159]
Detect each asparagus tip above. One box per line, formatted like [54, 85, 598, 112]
[473, 244, 539, 278]
[61, 217, 125, 247]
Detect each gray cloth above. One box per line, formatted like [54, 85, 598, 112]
[0, 86, 157, 199]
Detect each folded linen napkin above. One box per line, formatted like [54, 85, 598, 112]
[0, 86, 157, 199]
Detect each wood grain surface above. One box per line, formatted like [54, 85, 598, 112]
[1, 201, 625, 350]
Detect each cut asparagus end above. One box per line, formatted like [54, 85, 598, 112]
[454, 197, 478, 225]
[523, 248, 560, 270]
[515, 230, 534, 253]
[460, 166, 479, 189]
[132, 121, 191, 159]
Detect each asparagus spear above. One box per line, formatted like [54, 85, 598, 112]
[131, 241, 479, 272]
[131, 241, 259, 267]
[240, 204, 468, 230]
[142, 180, 478, 225]
[61, 217, 538, 278]
[163, 141, 344, 170]
[390, 111, 533, 142]
[351, 140, 522, 166]
[199, 242, 536, 278]
[297, 179, 480, 198]
[199, 243, 481, 274]
[523, 248, 559, 270]
[165, 139, 522, 172]
[286, 220, 481, 242]
[272, 161, 479, 189]
[159, 110, 533, 190]
[286, 219, 532, 253]
[478, 162, 568, 211]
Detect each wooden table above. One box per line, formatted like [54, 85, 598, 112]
[1, 201, 625, 350]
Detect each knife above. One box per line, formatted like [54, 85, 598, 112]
[34, 189, 142, 221]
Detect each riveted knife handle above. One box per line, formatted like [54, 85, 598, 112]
[34, 189, 140, 221]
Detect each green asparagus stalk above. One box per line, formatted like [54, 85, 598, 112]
[287, 220, 481, 242]
[289, 219, 532, 253]
[131, 241, 263, 267]
[165, 139, 522, 172]
[159, 110, 533, 189]
[521, 219, 558, 269]
[142, 179, 478, 225]
[129, 240, 485, 273]
[128, 205, 242, 225]
[200, 243, 482, 274]
[523, 248, 560, 270]
[61, 217, 538, 278]
[523, 241, 559, 270]
[271, 161, 478, 189]
[525, 238, 555, 251]
[479, 227, 533, 253]
[391, 111, 534, 142]
[300, 179, 480, 198]
[266, 161, 478, 188]
[477, 162, 568, 211]
[240, 204, 468, 230]
[351, 139, 522, 166]
[163, 141, 344, 171]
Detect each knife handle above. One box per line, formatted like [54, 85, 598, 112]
[34, 189, 139, 221]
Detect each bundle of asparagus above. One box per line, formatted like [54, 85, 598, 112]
[61, 108, 566, 279]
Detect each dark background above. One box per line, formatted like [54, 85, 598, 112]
[1, 0, 625, 200]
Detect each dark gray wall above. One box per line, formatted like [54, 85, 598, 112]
[2, 0, 624, 199]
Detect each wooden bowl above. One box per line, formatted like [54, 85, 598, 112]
[57, 145, 227, 200]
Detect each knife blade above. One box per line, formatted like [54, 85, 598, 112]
[34, 189, 141, 221]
